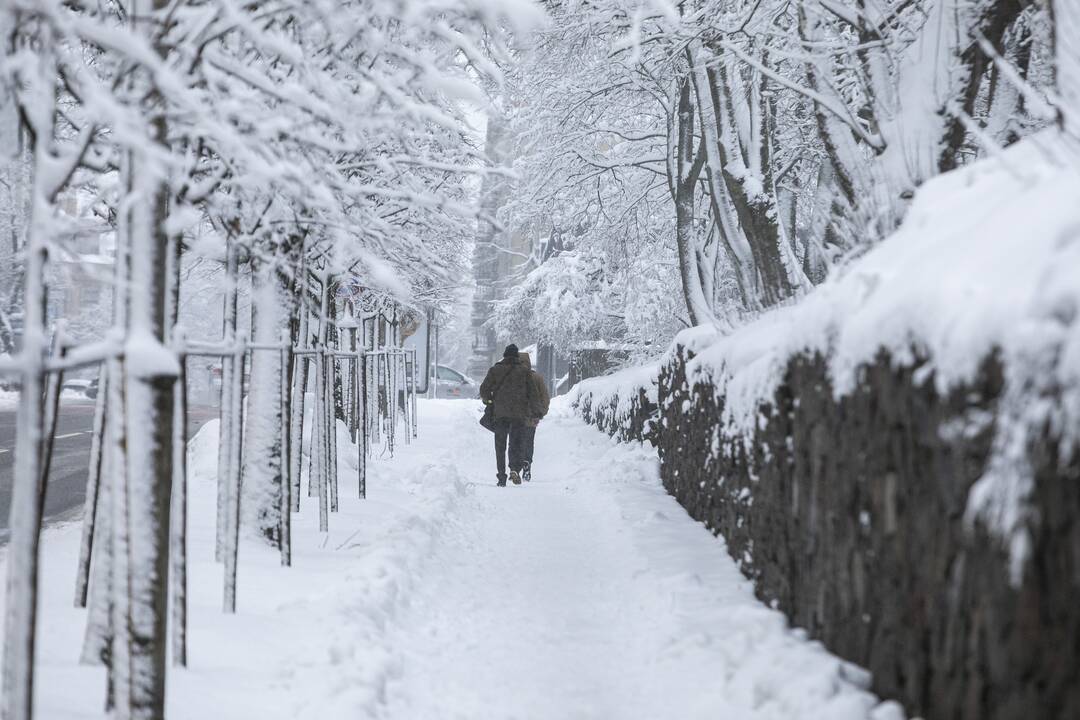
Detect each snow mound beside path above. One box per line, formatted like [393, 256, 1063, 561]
[0, 401, 483, 720]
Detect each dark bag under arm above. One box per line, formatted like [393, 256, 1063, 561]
[479, 366, 515, 432]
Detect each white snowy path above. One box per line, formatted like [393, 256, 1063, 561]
[376, 402, 900, 720]
[0, 399, 902, 720]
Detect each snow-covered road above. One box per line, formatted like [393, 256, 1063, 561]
[0, 399, 903, 720]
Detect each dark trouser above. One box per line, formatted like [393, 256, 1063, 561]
[521, 425, 536, 468]
[494, 418, 529, 479]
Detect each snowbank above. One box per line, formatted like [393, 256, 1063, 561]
[0, 401, 478, 720]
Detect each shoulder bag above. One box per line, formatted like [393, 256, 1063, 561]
[479, 366, 514, 432]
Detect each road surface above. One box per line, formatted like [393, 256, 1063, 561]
[0, 395, 218, 542]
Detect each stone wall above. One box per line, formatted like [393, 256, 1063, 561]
[575, 348, 1080, 720]
[574, 384, 655, 443]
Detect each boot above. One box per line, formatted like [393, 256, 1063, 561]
[496, 474, 507, 487]
[509, 470, 521, 485]
[522, 462, 531, 482]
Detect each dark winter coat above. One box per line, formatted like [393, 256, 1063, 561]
[480, 353, 550, 421]
[519, 353, 550, 422]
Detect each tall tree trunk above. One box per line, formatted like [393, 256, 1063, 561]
[118, 2, 177, 714]
[79, 362, 114, 666]
[0, 85, 27, 359]
[75, 363, 107, 609]
[669, 77, 716, 326]
[1, 97, 50, 720]
[216, 240, 239, 560]
[222, 339, 245, 613]
[121, 133, 175, 720]
[242, 253, 286, 545]
[798, 4, 866, 254]
[278, 328, 292, 566]
[81, 147, 133, 690]
[937, 0, 1029, 172]
[166, 190, 188, 668]
[687, 43, 761, 310]
[706, 58, 802, 306]
[289, 295, 308, 513]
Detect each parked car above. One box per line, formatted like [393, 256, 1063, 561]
[61, 378, 94, 398]
[85, 378, 99, 399]
[431, 364, 476, 398]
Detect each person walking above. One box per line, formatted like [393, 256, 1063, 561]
[517, 351, 549, 482]
[479, 344, 549, 486]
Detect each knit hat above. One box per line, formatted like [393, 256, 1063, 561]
[503, 344, 519, 358]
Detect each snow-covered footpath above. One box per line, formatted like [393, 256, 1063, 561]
[1, 399, 904, 720]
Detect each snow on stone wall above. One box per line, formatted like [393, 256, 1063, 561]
[577, 128, 1080, 560]
[570, 129, 1080, 720]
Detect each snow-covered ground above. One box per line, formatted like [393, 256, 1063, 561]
[0, 399, 903, 719]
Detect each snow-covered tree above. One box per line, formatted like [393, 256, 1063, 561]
[0, 0, 539, 717]
[497, 0, 1057, 349]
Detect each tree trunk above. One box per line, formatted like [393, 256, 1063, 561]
[242, 255, 286, 545]
[937, 1, 1028, 172]
[170, 348, 188, 667]
[166, 192, 188, 669]
[706, 59, 800, 307]
[223, 341, 245, 613]
[1, 145, 49, 720]
[106, 353, 129, 714]
[0, 83, 28, 359]
[120, 106, 176, 720]
[290, 305, 307, 512]
[687, 44, 761, 311]
[279, 328, 292, 566]
[79, 362, 115, 667]
[669, 77, 717, 326]
[315, 350, 329, 531]
[80, 153, 132, 680]
[356, 349, 367, 499]
[75, 364, 108, 608]
[216, 241, 239, 561]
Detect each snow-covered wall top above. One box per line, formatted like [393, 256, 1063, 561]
[570, 362, 661, 412]
[690, 129, 1079, 438]
[578, 129, 1080, 436]
[573, 129, 1080, 574]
